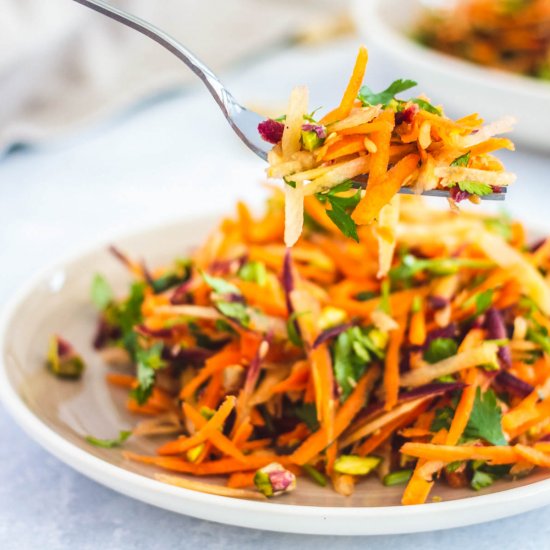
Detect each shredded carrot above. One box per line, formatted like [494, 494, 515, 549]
[400, 443, 519, 465]
[321, 45, 368, 124]
[157, 396, 236, 455]
[290, 366, 379, 465]
[446, 369, 478, 445]
[352, 153, 420, 225]
[182, 402, 247, 462]
[402, 429, 447, 506]
[227, 471, 256, 489]
[384, 315, 406, 411]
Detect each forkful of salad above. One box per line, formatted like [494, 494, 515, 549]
[73, 2, 515, 246]
[260, 46, 515, 244]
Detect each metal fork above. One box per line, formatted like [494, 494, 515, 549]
[71, 0, 507, 201]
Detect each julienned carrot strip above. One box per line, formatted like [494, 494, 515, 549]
[341, 397, 428, 448]
[182, 402, 247, 462]
[352, 153, 420, 225]
[329, 286, 429, 320]
[125, 451, 290, 475]
[240, 438, 272, 452]
[322, 136, 367, 161]
[126, 399, 164, 416]
[277, 423, 310, 447]
[232, 419, 253, 448]
[502, 390, 539, 433]
[409, 298, 426, 346]
[106, 373, 135, 388]
[320, 45, 368, 124]
[198, 370, 222, 410]
[290, 366, 380, 465]
[364, 109, 394, 184]
[157, 396, 235, 455]
[236, 280, 287, 317]
[310, 343, 335, 428]
[401, 429, 447, 506]
[226, 471, 256, 489]
[446, 369, 478, 445]
[325, 439, 338, 475]
[514, 444, 550, 468]
[506, 397, 550, 439]
[270, 361, 310, 394]
[357, 401, 427, 456]
[468, 137, 514, 157]
[249, 407, 265, 426]
[180, 344, 241, 400]
[384, 316, 406, 411]
[400, 443, 519, 465]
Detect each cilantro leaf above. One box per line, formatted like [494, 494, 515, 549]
[316, 181, 361, 242]
[333, 327, 385, 400]
[470, 461, 510, 491]
[358, 79, 418, 107]
[326, 202, 359, 242]
[412, 98, 441, 115]
[201, 271, 241, 296]
[85, 430, 132, 449]
[463, 289, 494, 316]
[455, 181, 493, 196]
[424, 338, 458, 363]
[131, 343, 167, 405]
[238, 261, 267, 286]
[216, 301, 250, 325]
[450, 151, 471, 167]
[91, 274, 113, 310]
[463, 388, 507, 446]
[103, 282, 145, 356]
[471, 469, 495, 491]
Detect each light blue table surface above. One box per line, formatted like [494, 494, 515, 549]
[2, 39, 550, 549]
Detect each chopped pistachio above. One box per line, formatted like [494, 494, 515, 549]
[302, 464, 327, 487]
[199, 406, 216, 421]
[333, 455, 381, 476]
[46, 335, 85, 379]
[383, 469, 413, 486]
[301, 130, 323, 152]
[186, 443, 205, 463]
[254, 462, 296, 497]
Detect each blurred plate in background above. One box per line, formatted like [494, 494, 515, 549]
[352, 0, 550, 151]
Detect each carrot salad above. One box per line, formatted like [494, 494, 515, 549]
[47, 48, 550, 506]
[415, 0, 550, 79]
[258, 46, 515, 248]
[75, 189, 550, 505]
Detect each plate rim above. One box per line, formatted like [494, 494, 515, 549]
[3, 215, 550, 535]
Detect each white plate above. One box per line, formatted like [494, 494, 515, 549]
[352, 0, 550, 151]
[2, 215, 550, 535]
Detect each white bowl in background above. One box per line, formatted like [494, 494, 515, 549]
[352, 0, 550, 151]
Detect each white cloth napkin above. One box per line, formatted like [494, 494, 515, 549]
[0, 0, 346, 152]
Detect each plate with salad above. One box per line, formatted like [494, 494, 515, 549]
[2, 48, 550, 535]
[353, 0, 550, 151]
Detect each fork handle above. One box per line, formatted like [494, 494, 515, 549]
[72, 0, 235, 115]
